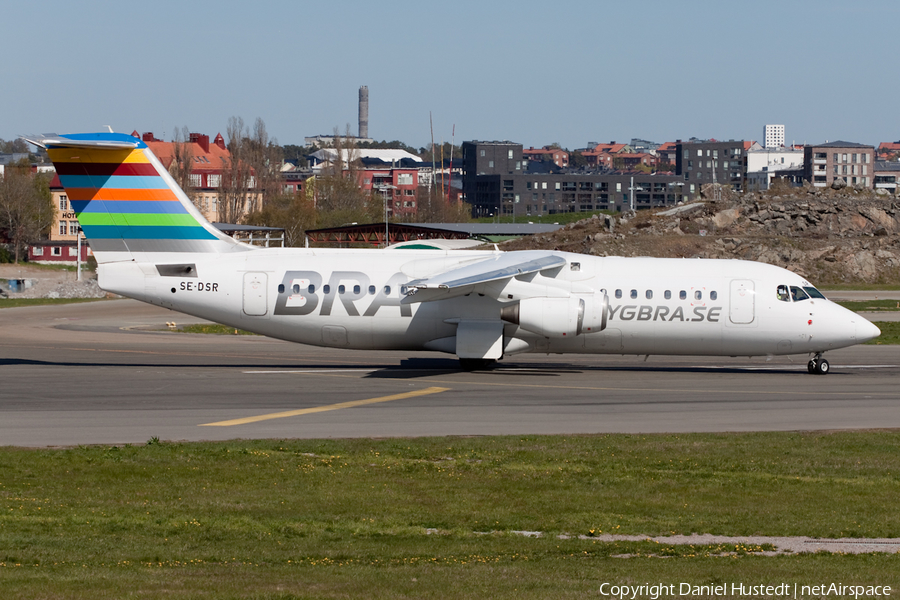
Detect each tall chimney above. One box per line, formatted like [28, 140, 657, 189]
[358, 85, 369, 139]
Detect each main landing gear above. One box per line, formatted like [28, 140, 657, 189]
[807, 353, 830, 375]
[459, 358, 497, 372]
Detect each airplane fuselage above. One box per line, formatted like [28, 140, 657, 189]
[98, 248, 875, 359]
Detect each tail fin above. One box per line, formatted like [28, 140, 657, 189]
[26, 132, 247, 263]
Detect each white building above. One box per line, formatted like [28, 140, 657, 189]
[746, 146, 804, 191]
[764, 124, 785, 149]
[308, 148, 422, 173]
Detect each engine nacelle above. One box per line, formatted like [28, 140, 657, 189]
[500, 293, 607, 338]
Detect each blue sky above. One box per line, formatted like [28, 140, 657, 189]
[2, 0, 896, 150]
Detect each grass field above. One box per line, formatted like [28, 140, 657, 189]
[2, 432, 899, 598]
[835, 299, 900, 312]
[867, 322, 900, 345]
[0, 297, 107, 309]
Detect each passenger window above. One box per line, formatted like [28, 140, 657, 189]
[645, 290, 653, 300]
[292, 284, 300, 294]
[278, 284, 285, 294]
[308, 284, 315, 294]
[710, 291, 718, 301]
[776, 285, 790, 302]
[353, 285, 361, 295]
[615, 289, 622, 299]
[338, 285, 346, 294]
[323, 285, 331, 294]
[694, 290, 702, 301]
[790, 286, 810, 302]
[664, 290, 671, 300]
[383, 285, 391, 295]
[803, 286, 826, 299]
[630, 289, 638, 299]
[368, 285, 376, 295]
[679, 290, 686, 300]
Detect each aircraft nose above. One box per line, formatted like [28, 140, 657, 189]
[857, 319, 881, 343]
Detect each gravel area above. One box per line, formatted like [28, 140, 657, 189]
[0, 264, 108, 299]
[589, 533, 900, 555]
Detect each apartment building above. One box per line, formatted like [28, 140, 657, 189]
[764, 124, 785, 148]
[676, 140, 755, 191]
[745, 146, 805, 191]
[803, 141, 875, 188]
[462, 141, 684, 217]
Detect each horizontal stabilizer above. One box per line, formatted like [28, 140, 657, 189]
[22, 133, 141, 150]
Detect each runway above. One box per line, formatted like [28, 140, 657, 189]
[1, 299, 898, 447]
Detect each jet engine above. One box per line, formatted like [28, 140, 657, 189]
[500, 293, 607, 338]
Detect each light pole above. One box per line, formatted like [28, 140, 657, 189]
[668, 182, 684, 205]
[627, 176, 644, 212]
[75, 225, 82, 282]
[377, 184, 396, 247]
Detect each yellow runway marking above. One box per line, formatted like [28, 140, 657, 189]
[199, 386, 450, 427]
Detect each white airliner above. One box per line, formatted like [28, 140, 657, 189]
[27, 132, 880, 374]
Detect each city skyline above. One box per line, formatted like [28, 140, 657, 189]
[2, 0, 897, 150]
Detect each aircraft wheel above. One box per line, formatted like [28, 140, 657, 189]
[807, 360, 817, 374]
[815, 358, 830, 375]
[459, 358, 495, 372]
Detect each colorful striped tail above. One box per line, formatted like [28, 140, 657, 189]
[27, 132, 246, 263]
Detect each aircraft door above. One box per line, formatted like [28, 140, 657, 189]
[243, 272, 268, 316]
[729, 279, 755, 324]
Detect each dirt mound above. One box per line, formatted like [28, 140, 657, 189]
[501, 185, 900, 285]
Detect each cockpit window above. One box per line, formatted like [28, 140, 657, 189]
[776, 285, 790, 302]
[803, 286, 826, 300]
[790, 286, 810, 302]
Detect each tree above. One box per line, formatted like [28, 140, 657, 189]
[569, 150, 588, 169]
[413, 185, 472, 223]
[0, 160, 55, 263]
[218, 116, 253, 224]
[282, 144, 311, 167]
[312, 128, 375, 227]
[0, 138, 29, 154]
[245, 118, 284, 209]
[244, 190, 316, 247]
[170, 126, 198, 205]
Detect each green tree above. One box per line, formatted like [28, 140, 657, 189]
[282, 144, 311, 167]
[0, 160, 55, 263]
[569, 150, 588, 169]
[244, 190, 316, 247]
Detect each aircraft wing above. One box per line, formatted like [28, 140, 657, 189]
[403, 251, 567, 303]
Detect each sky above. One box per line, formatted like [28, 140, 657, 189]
[2, 0, 897, 151]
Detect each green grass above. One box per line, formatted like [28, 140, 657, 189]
[1, 432, 899, 598]
[836, 299, 900, 312]
[822, 284, 900, 291]
[0, 297, 107, 309]
[867, 322, 900, 345]
[175, 323, 258, 335]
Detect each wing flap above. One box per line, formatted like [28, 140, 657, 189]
[403, 252, 567, 303]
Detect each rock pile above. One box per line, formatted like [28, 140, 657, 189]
[501, 185, 900, 285]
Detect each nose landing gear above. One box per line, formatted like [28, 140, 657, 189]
[807, 353, 830, 375]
